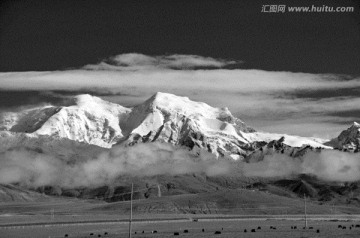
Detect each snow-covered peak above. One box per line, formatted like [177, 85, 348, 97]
[73, 94, 129, 113]
[144, 92, 232, 120]
[326, 122, 360, 151]
[114, 92, 256, 157]
[74, 94, 101, 107]
[352, 121, 360, 128]
[33, 95, 130, 148]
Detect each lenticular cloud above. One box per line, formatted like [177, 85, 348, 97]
[83, 53, 240, 71]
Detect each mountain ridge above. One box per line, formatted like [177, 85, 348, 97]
[0, 92, 357, 160]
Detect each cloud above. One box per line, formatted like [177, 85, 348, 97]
[0, 143, 232, 188]
[244, 150, 360, 182]
[281, 87, 360, 100]
[83, 53, 240, 71]
[0, 89, 133, 111]
[0, 53, 359, 138]
[1, 142, 360, 189]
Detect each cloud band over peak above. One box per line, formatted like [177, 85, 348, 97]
[83, 53, 240, 71]
[0, 53, 359, 138]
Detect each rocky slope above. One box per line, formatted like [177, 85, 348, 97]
[245, 136, 325, 163]
[0, 184, 50, 202]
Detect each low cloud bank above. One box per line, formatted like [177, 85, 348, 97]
[0, 143, 359, 188]
[0, 143, 231, 188]
[243, 150, 360, 182]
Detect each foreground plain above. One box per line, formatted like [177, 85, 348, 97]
[2, 182, 360, 237]
[2, 218, 360, 238]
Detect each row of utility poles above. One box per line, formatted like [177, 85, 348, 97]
[127, 190, 309, 237]
[46, 188, 324, 236]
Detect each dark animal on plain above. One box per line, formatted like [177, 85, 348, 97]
[257, 226, 261, 230]
[90, 234, 94, 236]
[202, 228, 205, 232]
[142, 231, 145, 233]
[174, 232, 179, 236]
[251, 229, 256, 232]
[152, 230, 158, 234]
[294, 226, 297, 229]
[214, 231, 221, 234]
[317, 229, 320, 233]
[104, 232, 108, 235]
[309, 227, 313, 229]
[356, 224, 360, 228]
[343, 227, 346, 229]
[338, 225, 342, 228]
[244, 229, 247, 232]
[64, 235, 68, 237]
[184, 229, 189, 233]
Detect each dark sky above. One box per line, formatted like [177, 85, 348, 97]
[0, 0, 359, 74]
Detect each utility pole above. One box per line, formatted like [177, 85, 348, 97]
[128, 183, 133, 238]
[157, 185, 161, 197]
[304, 193, 308, 228]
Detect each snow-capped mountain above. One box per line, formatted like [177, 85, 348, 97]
[0, 92, 332, 159]
[0, 95, 130, 148]
[119, 92, 257, 158]
[326, 122, 360, 152]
